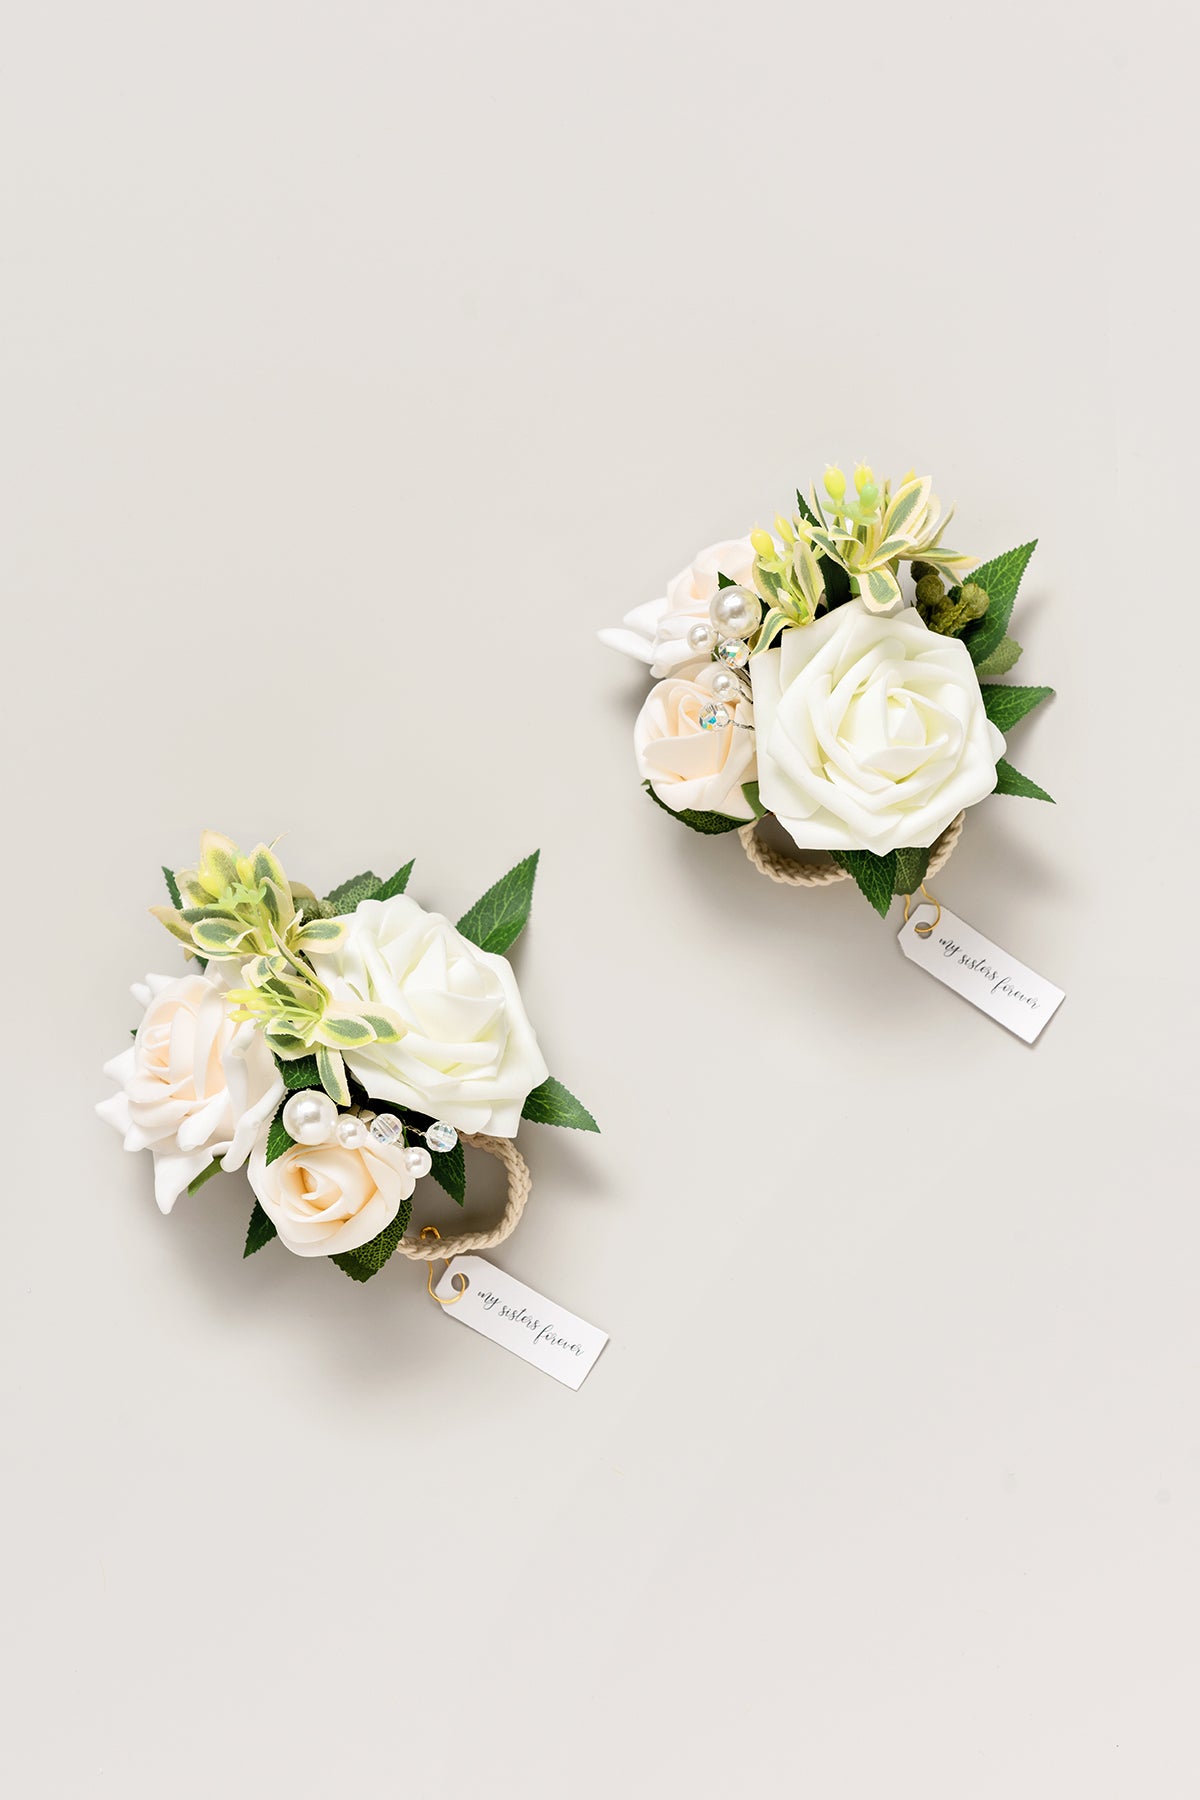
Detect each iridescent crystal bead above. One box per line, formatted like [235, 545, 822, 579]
[367, 1112, 404, 1146]
[426, 1119, 459, 1154]
[698, 701, 730, 732]
[715, 636, 749, 668]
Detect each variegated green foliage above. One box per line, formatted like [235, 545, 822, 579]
[152, 830, 414, 1104]
[151, 831, 349, 964]
[750, 465, 974, 635]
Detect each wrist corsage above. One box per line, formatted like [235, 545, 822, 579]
[602, 463, 1053, 915]
[98, 833, 597, 1281]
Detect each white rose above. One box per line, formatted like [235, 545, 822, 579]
[97, 971, 284, 1213]
[635, 663, 757, 820]
[308, 896, 548, 1136]
[599, 537, 757, 677]
[247, 1137, 416, 1258]
[750, 599, 1005, 854]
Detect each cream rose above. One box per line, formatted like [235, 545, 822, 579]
[307, 896, 548, 1135]
[635, 663, 757, 820]
[599, 537, 757, 678]
[247, 1136, 416, 1258]
[96, 971, 284, 1213]
[750, 599, 1004, 854]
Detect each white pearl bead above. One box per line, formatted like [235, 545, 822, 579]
[709, 669, 740, 704]
[686, 621, 715, 653]
[404, 1146, 433, 1179]
[281, 1090, 337, 1146]
[708, 585, 761, 639]
[333, 1115, 368, 1150]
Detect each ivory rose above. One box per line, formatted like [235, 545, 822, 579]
[96, 972, 284, 1213]
[635, 663, 757, 820]
[308, 896, 548, 1135]
[750, 599, 1004, 854]
[247, 1137, 416, 1258]
[599, 537, 757, 677]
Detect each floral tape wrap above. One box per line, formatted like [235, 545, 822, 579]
[394, 1131, 532, 1260]
[738, 811, 965, 888]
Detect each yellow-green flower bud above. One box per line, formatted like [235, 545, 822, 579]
[823, 465, 846, 503]
[959, 582, 989, 619]
[750, 527, 775, 557]
[854, 461, 874, 497]
[774, 514, 795, 545]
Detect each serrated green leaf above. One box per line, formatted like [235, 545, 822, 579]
[162, 866, 183, 909]
[521, 1076, 599, 1132]
[456, 852, 540, 954]
[980, 683, 1054, 733]
[993, 758, 1054, 802]
[375, 860, 414, 902]
[244, 1201, 278, 1257]
[741, 781, 766, 820]
[278, 1054, 321, 1090]
[430, 1136, 466, 1204]
[819, 552, 852, 611]
[331, 1199, 413, 1281]
[642, 781, 744, 836]
[265, 1112, 295, 1164]
[892, 846, 932, 895]
[716, 571, 735, 588]
[964, 541, 1037, 666]
[830, 848, 898, 917]
[973, 635, 1023, 678]
[324, 870, 381, 911]
[186, 1158, 223, 1196]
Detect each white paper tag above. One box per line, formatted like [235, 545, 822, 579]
[433, 1255, 608, 1390]
[898, 904, 1065, 1043]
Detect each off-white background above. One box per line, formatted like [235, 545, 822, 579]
[2, 3, 1194, 1794]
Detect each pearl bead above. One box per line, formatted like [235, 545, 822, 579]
[708, 585, 761, 640]
[404, 1146, 432, 1179]
[367, 1113, 404, 1146]
[686, 621, 715, 653]
[281, 1090, 337, 1146]
[333, 1115, 368, 1150]
[709, 669, 741, 704]
[426, 1120, 459, 1154]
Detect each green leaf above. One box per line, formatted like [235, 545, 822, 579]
[278, 1054, 321, 1090]
[892, 846, 931, 896]
[331, 1199, 413, 1281]
[741, 780, 766, 820]
[316, 1014, 375, 1046]
[964, 541, 1037, 666]
[716, 571, 735, 588]
[993, 758, 1054, 803]
[830, 848, 898, 917]
[324, 870, 381, 912]
[316, 1044, 351, 1105]
[265, 1112, 295, 1164]
[973, 635, 1023, 678]
[642, 781, 744, 836]
[186, 1158, 223, 1196]
[244, 1201, 277, 1257]
[818, 552, 852, 611]
[456, 851, 540, 955]
[162, 866, 183, 909]
[191, 918, 251, 953]
[375, 860, 414, 902]
[980, 683, 1054, 733]
[795, 489, 821, 527]
[430, 1136, 466, 1204]
[521, 1076, 599, 1132]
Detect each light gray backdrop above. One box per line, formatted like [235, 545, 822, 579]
[3, 2, 1194, 1794]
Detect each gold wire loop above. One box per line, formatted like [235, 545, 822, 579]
[902, 883, 942, 938]
[420, 1225, 468, 1305]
